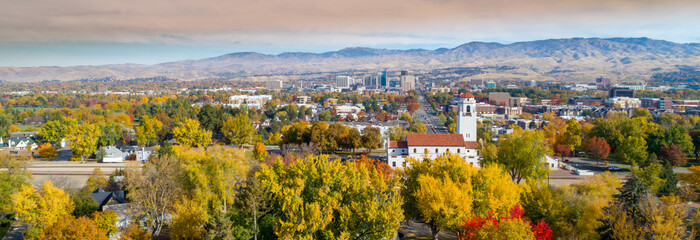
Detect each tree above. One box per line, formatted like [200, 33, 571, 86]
[0, 152, 30, 213]
[135, 115, 163, 147]
[484, 128, 550, 183]
[171, 198, 209, 239]
[647, 125, 693, 155]
[85, 168, 108, 191]
[222, 114, 256, 147]
[36, 216, 109, 240]
[561, 118, 582, 153]
[173, 118, 212, 147]
[400, 112, 413, 123]
[38, 142, 58, 159]
[614, 136, 648, 166]
[520, 182, 570, 239]
[361, 126, 382, 152]
[97, 121, 123, 147]
[471, 164, 521, 217]
[586, 136, 610, 165]
[402, 153, 483, 239]
[657, 160, 681, 197]
[256, 155, 403, 239]
[690, 129, 700, 160]
[125, 156, 183, 236]
[120, 223, 151, 240]
[11, 181, 74, 238]
[39, 118, 76, 145]
[310, 121, 330, 152]
[253, 142, 267, 162]
[0, 112, 13, 137]
[386, 126, 407, 141]
[458, 205, 552, 240]
[660, 144, 687, 167]
[68, 122, 99, 163]
[341, 127, 362, 152]
[408, 120, 427, 133]
[318, 110, 332, 121]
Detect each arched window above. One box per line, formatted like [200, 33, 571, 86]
[457, 149, 460, 153]
[435, 148, 438, 153]
[466, 105, 471, 113]
[413, 148, 416, 153]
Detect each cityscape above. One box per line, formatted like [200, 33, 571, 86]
[1, 0, 700, 240]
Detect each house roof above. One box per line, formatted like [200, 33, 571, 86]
[10, 132, 38, 138]
[90, 188, 128, 209]
[406, 134, 467, 147]
[389, 141, 408, 148]
[464, 141, 479, 149]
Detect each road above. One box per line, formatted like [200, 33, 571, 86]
[415, 96, 448, 134]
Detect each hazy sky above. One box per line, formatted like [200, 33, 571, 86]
[1, 0, 699, 67]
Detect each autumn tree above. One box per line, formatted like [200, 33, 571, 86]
[97, 121, 123, 147]
[614, 136, 648, 166]
[402, 153, 519, 240]
[253, 142, 267, 162]
[125, 155, 183, 236]
[38, 117, 77, 145]
[222, 114, 256, 147]
[0, 152, 30, 213]
[36, 216, 109, 240]
[586, 136, 610, 164]
[341, 127, 362, 152]
[256, 155, 403, 239]
[690, 129, 700, 160]
[483, 128, 550, 183]
[135, 115, 163, 147]
[85, 168, 108, 191]
[38, 142, 58, 159]
[408, 120, 427, 133]
[361, 126, 382, 152]
[68, 122, 99, 163]
[458, 205, 553, 240]
[11, 181, 74, 238]
[561, 118, 582, 153]
[659, 144, 687, 167]
[172, 118, 212, 147]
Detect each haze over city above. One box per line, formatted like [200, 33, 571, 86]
[1, 0, 699, 67]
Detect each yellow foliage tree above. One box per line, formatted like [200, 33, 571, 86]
[172, 118, 211, 147]
[38, 142, 58, 159]
[11, 181, 75, 238]
[253, 142, 267, 162]
[171, 198, 209, 240]
[472, 164, 521, 217]
[85, 168, 108, 191]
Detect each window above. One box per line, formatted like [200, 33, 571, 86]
[392, 162, 396, 167]
[392, 149, 395, 153]
[466, 105, 471, 112]
[435, 148, 438, 153]
[457, 149, 460, 153]
[413, 148, 416, 153]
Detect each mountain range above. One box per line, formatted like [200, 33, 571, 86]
[1, 37, 699, 83]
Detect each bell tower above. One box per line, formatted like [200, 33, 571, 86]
[456, 92, 477, 142]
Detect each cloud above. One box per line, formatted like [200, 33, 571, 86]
[0, 0, 698, 45]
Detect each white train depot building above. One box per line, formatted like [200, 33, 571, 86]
[387, 93, 480, 168]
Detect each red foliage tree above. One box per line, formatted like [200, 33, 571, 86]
[660, 144, 687, 166]
[458, 205, 553, 240]
[586, 136, 611, 165]
[554, 144, 572, 160]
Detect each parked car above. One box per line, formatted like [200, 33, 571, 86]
[608, 166, 622, 172]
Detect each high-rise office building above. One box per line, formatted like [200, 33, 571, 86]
[400, 71, 416, 92]
[379, 70, 388, 88]
[363, 75, 379, 88]
[336, 75, 354, 89]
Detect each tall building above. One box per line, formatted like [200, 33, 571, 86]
[266, 80, 284, 90]
[596, 77, 610, 89]
[363, 75, 379, 88]
[336, 75, 354, 89]
[608, 87, 635, 98]
[399, 71, 416, 92]
[379, 70, 388, 88]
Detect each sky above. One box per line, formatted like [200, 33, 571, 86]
[1, 0, 699, 67]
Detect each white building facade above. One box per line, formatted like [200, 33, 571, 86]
[387, 93, 480, 168]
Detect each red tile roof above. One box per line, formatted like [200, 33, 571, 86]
[460, 92, 474, 98]
[406, 134, 466, 146]
[464, 141, 479, 149]
[389, 141, 408, 148]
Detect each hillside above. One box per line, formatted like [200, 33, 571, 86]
[1, 37, 699, 82]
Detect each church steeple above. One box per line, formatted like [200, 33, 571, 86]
[456, 93, 477, 142]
